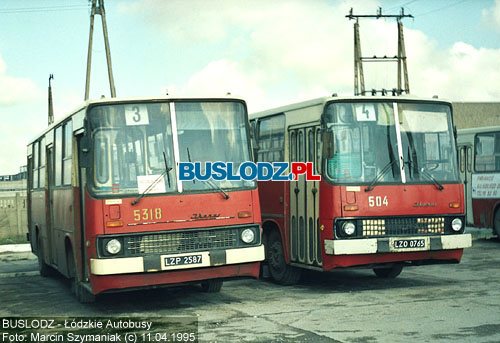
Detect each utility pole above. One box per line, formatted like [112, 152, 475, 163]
[346, 7, 413, 96]
[85, 0, 116, 100]
[48, 74, 54, 126]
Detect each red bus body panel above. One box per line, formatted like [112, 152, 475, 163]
[84, 188, 261, 294]
[472, 198, 500, 228]
[260, 179, 466, 271]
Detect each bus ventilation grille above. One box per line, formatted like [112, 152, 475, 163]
[361, 217, 446, 237]
[126, 228, 238, 255]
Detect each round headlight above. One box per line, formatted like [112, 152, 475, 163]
[241, 228, 255, 244]
[106, 239, 122, 255]
[451, 218, 463, 232]
[342, 222, 356, 236]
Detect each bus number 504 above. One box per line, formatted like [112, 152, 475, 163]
[368, 196, 388, 207]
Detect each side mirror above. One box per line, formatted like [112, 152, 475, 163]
[79, 135, 92, 168]
[322, 130, 334, 159]
[249, 122, 260, 162]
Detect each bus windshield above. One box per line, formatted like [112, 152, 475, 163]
[324, 101, 459, 185]
[88, 101, 253, 196]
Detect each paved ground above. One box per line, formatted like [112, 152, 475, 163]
[0, 231, 499, 343]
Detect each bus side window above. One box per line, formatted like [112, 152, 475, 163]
[475, 133, 495, 171]
[33, 141, 39, 189]
[308, 130, 314, 163]
[258, 114, 285, 163]
[316, 128, 322, 173]
[467, 146, 472, 173]
[496, 133, 500, 171]
[55, 126, 63, 186]
[459, 146, 465, 173]
[39, 137, 46, 188]
[63, 121, 72, 185]
[290, 132, 297, 162]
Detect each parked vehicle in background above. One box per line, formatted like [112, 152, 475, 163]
[457, 125, 500, 237]
[27, 96, 264, 302]
[250, 95, 471, 284]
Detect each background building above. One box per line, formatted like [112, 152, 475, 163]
[0, 166, 27, 243]
[453, 102, 500, 129]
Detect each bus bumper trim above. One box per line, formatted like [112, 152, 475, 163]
[324, 234, 472, 255]
[90, 245, 265, 275]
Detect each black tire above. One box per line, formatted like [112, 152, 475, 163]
[37, 236, 52, 277]
[266, 230, 301, 285]
[493, 209, 500, 239]
[68, 248, 95, 303]
[201, 279, 223, 293]
[74, 281, 96, 303]
[373, 264, 403, 278]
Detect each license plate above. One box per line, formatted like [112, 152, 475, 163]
[392, 238, 426, 250]
[164, 254, 203, 267]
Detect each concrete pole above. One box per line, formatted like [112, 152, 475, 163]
[99, 0, 117, 98]
[84, 0, 97, 101]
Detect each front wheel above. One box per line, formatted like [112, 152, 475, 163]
[68, 248, 95, 303]
[373, 264, 403, 278]
[266, 230, 301, 285]
[201, 279, 223, 293]
[37, 236, 52, 277]
[74, 280, 96, 303]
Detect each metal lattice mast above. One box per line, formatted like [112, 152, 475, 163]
[85, 0, 116, 100]
[346, 7, 413, 96]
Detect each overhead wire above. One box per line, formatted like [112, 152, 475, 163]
[414, 0, 470, 17]
[0, 4, 88, 14]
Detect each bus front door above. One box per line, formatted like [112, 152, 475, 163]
[289, 126, 321, 267]
[459, 144, 473, 225]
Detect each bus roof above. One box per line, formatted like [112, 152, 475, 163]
[28, 95, 246, 146]
[249, 95, 452, 120]
[458, 125, 500, 135]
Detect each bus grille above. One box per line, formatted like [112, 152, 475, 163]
[361, 217, 445, 237]
[126, 228, 239, 256]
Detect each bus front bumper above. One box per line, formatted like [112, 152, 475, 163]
[90, 245, 265, 276]
[324, 234, 472, 255]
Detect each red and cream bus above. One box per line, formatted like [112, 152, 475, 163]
[250, 96, 471, 284]
[457, 125, 500, 237]
[27, 96, 264, 302]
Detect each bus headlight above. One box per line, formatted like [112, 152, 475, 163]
[451, 218, 463, 232]
[241, 228, 255, 244]
[106, 239, 122, 255]
[342, 222, 356, 236]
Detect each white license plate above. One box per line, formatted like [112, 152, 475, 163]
[394, 239, 426, 249]
[390, 237, 429, 252]
[164, 254, 203, 267]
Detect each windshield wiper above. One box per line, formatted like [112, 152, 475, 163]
[365, 158, 398, 192]
[131, 152, 173, 206]
[205, 179, 230, 199]
[419, 168, 444, 191]
[186, 147, 229, 200]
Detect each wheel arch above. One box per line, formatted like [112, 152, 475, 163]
[262, 219, 290, 263]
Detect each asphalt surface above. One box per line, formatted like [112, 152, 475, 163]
[0, 229, 499, 343]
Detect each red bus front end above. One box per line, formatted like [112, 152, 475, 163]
[320, 183, 468, 271]
[256, 97, 471, 283]
[78, 98, 263, 298]
[84, 188, 262, 295]
[319, 100, 471, 274]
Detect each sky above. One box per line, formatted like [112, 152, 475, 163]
[1, 0, 500, 175]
